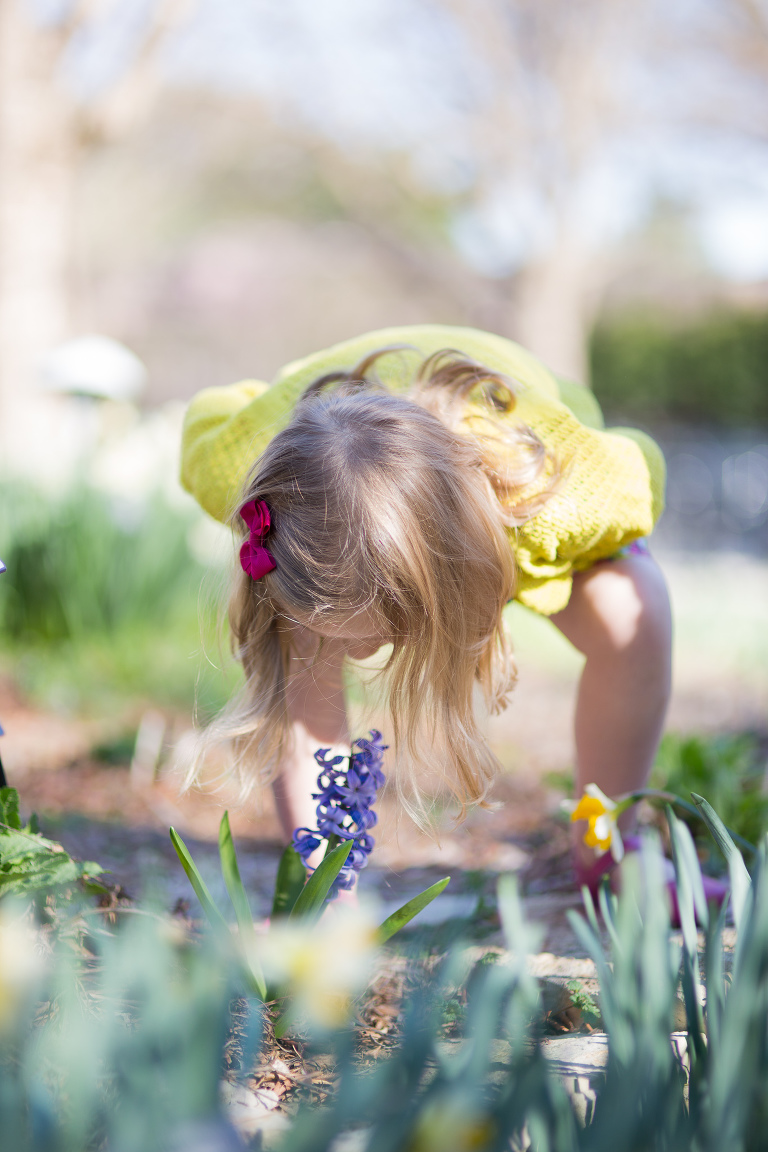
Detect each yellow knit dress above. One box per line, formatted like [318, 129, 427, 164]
[180, 325, 665, 616]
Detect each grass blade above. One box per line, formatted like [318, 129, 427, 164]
[580, 884, 602, 938]
[289, 839, 352, 923]
[598, 880, 623, 955]
[271, 843, 308, 919]
[377, 878, 450, 944]
[668, 806, 708, 950]
[691, 792, 750, 928]
[218, 812, 267, 1000]
[170, 827, 230, 936]
[273, 1007, 294, 1041]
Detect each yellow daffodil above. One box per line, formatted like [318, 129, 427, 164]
[564, 784, 625, 861]
[408, 1098, 496, 1152]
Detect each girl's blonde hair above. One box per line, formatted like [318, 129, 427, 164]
[204, 348, 558, 816]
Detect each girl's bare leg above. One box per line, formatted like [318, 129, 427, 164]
[271, 632, 365, 905]
[549, 553, 673, 866]
[271, 632, 351, 843]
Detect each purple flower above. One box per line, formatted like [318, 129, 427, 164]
[314, 748, 346, 771]
[316, 804, 353, 839]
[334, 767, 378, 806]
[292, 827, 323, 862]
[346, 807, 376, 835]
[291, 731, 388, 902]
[331, 866, 357, 893]
[351, 731, 386, 789]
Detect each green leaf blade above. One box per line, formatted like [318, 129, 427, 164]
[0, 786, 22, 831]
[218, 813, 267, 1000]
[668, 805, 708, 950]
[169, 827, 230, 936]
[289, 839, 352, 923]
[271, 843, 308, 919]
[377, 877, 450, 944]
[691, 792, 751, 928]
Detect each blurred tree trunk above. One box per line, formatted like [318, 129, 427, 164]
[512, 235, 603, 386]
[440, 0, 645, 382]
[0, 0, 185, 472]
[0, 3, 79, 467]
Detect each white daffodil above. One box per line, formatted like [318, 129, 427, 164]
[254, 905, 379, 1031]
[0, 907, 46, 1032]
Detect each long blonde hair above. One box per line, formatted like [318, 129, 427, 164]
[204, 348, 558, 815]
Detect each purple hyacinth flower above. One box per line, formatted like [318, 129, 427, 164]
[292, 730, 388, 902]
[347, 804, 377, 832]
[292, 827, 323, 862]
[351, 731, 386, 787]
[314, 748, 346, 771]
[334, 766, 378, 806]
[316, 804, 353, 839]
[330, 866, 357, 896]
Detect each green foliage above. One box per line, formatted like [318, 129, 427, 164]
[590, 308, 768, 427]
[691, 793, 752, 929]
[170, 819, 359, 1003]
[0, 480, 236, 715]
[0, 787, 105, 899]
[377, 877, 450, 944]
[565, 980, 601, 1027]
[0, 908, 249, 1152]
[271, 843, 309, 919]
[652, 731, 768, 855]
[7, 785, 768, 1150]
[169, 827, 232, 937]
[0, 482, 199, 643]
[287, 839, 353, 923]
[280, 831, 768, 1152]
[218, 811, 267, 997]
[171, 813, 451, 1040]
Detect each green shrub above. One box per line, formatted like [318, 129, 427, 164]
[0, 786, 106, 901]
[590, 309, 768, 428]
[0, 483, 202, 643]
[0, 907, 250, 1152]
[0, 481, 236, 714]
[4, 793, 768, 1151]
[281, 815, 768, 1152]
[652, 731, 768, 857]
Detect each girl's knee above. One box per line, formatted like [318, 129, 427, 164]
[562, 556, 672, 659]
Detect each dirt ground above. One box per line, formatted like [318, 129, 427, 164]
[2, 600, 763, 959]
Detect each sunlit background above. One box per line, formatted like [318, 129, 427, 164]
[0, 0, 766, 848]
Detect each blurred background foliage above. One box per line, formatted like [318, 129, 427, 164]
[651, 731, 768, 862]
[591, 309, 768, 429]
[0, 480, 239, 719]
[0, 0, 766, 752]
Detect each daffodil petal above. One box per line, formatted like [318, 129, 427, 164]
[571, 796, 607, 822]
[584, 783, 617, 810]
[610, 825, 625, 862]
[593, 814, 612, 841]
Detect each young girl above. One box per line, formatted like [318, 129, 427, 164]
[181, 324, 671, 886]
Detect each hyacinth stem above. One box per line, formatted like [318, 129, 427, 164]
[323, 833, 341, 859]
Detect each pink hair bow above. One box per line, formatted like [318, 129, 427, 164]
[239, 499, 276, 580]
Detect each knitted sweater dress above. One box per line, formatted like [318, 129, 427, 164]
[180, 325, 665, 616]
